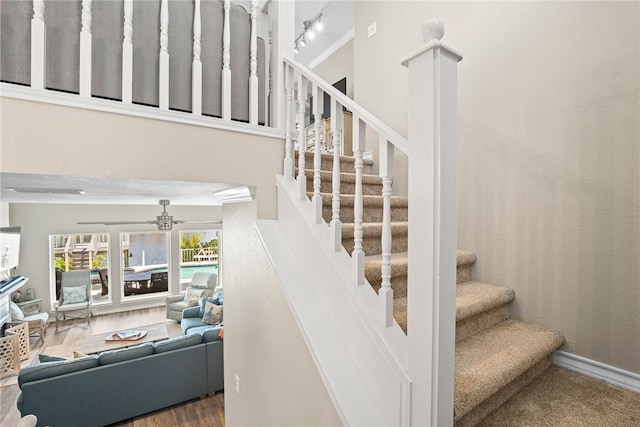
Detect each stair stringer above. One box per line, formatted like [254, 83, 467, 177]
[256, 175, 412, 426]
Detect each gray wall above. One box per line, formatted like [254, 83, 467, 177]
[222, 202, 342, 426]
[353, 1, 640, 373]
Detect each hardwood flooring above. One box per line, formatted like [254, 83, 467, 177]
[0, 307, 225, 427]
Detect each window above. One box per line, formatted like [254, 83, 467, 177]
[179, 230, 220, 292]
[121, 232, 169, 297]
[50, 233, 110, 304]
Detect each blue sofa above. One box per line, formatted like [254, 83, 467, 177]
[17, 329, 224, 427]
[181, 292, 223, 335]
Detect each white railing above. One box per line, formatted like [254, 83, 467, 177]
[281, 19, 462, 426]
[3, 0, 271, 128]
[283, 56, 409, 329]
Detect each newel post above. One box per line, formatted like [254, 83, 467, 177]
[401, 19, 462, 427]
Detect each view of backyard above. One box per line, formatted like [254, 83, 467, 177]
[50, 230, 220, 304]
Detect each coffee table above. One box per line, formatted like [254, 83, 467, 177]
[75, 323, 170, 355]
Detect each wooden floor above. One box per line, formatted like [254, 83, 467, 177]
[0, 307, 225, 427]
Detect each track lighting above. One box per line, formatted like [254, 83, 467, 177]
[294, 13, 323, 52]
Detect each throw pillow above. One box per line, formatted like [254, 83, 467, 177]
[39, 354, 67, 363]
[9, 301, 24, 320]
[199, 296, 220, 318]
[183, 287, 205, 306]
[202, 301, 223, 326]
[62, 285, 87, 304]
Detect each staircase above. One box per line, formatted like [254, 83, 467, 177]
[299, 150, 564, 425]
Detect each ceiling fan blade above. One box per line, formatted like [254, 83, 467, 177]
[77, 220, 157, 226]
[173, 220, 223, 224]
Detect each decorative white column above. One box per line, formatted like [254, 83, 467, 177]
[159, 0, 169, 110]
[311, 83, 324, 224]
[329, 98, 344, 251]
[379, 136, 394, 326]
[122, 0, 133, 104]
[352, 115, 366, 286]
[296, 74, 308, 200]
[283, 65, 295, 179]
[30, 0, 46, 90]
[192, 0, 202, 115]
[401, 19, 462, 427]
[222, 0, 231, 120]
[249, 0, 259, 125]
[79, 0, 92, 97]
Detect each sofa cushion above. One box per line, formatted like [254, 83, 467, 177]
[202, 301, 223, 325]
[98, 342, 154, 365]
[154, 333, 202, 353]
[201, 326, 224, 342]
[18, 356, 99, 387]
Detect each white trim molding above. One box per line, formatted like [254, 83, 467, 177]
[0, 83, 284, 140]
[553, 350, 640, 393]
[307, 29, 354, 70]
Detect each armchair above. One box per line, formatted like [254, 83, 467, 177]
[7, 301, 48, 342]
[165, 272, 217, 321]
[55, 270, 92, 330]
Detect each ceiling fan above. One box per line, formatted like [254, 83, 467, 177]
[77, 199, 222, 231]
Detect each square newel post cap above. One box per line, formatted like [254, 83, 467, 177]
[401, 19, 463, 67]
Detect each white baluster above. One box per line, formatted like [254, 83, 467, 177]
[159, 0, 169, 110]
[329, 98, 344, 251]
[311, 84, 324, 224]
[249, 0, 259, 125]
[122, 0, 133, 104]
[379, 136, 394, 327]
[296, 74, 308, 200]
[222, 0, 231, 120]
[402, 18, 462, 426]
[352, 115, 366, 286]
[192, 0, 202, 115]
[283, 65, 294, 180]
[30, 0, 46, 90]
[79, 0, 92, 97]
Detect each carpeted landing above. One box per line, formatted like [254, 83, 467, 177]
[478, 365, 640, 426]
[298, 151, 639, 425]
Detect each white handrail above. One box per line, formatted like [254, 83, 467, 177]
[283, 57, 409, 155]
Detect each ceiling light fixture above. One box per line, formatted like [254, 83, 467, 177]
[294, 13, 323, 52]
[5, 187, 86, 195]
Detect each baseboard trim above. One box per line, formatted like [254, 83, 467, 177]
[553, 350, 640, 393]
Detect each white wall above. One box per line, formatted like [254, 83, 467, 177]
[312, 39, 355, 100]
[9, 203, 221, 315]
[354, 1, 640, 373]
[222, 201, 342, 426]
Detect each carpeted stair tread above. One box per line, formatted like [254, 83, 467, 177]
[457, 250, 477, 266]
[456, 282, 515, 322]
[454, 319, 564, 421]
[302, 169, 382, 185]
[311, 192, 409, 208]
[342, 222, 408, 255]
[296, 151, 374, 174]
[314, 192, 409, 223]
